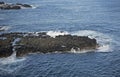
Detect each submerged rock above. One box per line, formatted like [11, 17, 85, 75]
[0, 32, 98, 57]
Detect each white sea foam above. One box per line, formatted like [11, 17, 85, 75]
[46, 31, 69, 38]
[0, 53, 26, 65]
[12, 38, 21, 46]
[0, 59, 24, 74]
[20, 5, 37, 9]
[70, 48, 94, 53]
[0, 26, 10, 31]
[71, 30, 112, 52]
[0, 38, 25, 65]
[97, 45, 110, 52]
[31, 5, 38, 9]
[0, 47, 26, 65]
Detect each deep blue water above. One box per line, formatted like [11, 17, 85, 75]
[0, 0, 120, 77]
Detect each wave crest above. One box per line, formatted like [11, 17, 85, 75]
[0, 26, 10, 31]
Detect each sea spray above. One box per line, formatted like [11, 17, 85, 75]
[46, 31, 69, 38]
[0, 38, 25, 65]
[71, 30, 112, 52]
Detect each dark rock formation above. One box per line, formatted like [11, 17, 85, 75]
[16, 3, 32, 8]
[0, 37, 13, 57]
[0, 32, 98, 57]
[0, 46, 13, 57]
[0, 2, 32, 10]
[0, 2, 4, 4]
[0, 4, 21, 10]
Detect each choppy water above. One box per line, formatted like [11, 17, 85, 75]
[0, 0, 120, 77]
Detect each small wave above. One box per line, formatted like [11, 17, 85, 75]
[0, 58, 25, 74]
[97, 45, 110, 52]
[71, 30, 112, 52]
[31, 5, 38, 9]
[0, 26, 10, 31]
[46, 31, 69, 38]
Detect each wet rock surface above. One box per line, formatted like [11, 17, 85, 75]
[0, 2, 32, 10]
[0, 32, 98, 57]
[0, 36, 13, 57]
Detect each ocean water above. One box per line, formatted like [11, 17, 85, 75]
[0, 0, 120, 77]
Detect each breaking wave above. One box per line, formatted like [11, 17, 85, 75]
[21, 5, 37, 9]
[0, 53, 26, 65]
[46, 31, 69, 38]
[0, 38, 26, 65]
[71, 30, 112, 52]
[0, 26, 10, 31]
[31, 5, 38, 9]
[0, 53, 26, 74]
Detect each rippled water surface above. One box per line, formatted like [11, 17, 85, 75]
[0, 0, 120, 77]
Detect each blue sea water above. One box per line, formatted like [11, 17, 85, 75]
[0, 0, 120, 77]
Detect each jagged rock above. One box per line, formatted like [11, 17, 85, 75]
[0, 46, 13, 57]
[0, 32, 98, 57]
[0, 37, 13, 57]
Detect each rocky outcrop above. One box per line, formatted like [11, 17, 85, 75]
[0, 2, 32, 10]
[0, 37, 13, 57]
[0, 32, 98, 57]
[0, 2, 4, 4]
[0, 4, 21, 10]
